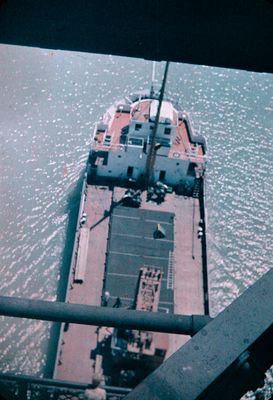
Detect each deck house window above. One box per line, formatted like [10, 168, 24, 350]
[135, 123, 142, 131]
[159, 170, 166, 181]
[128, 137, 143, 147]
[164, 127, 171, 135]
[187, 162, 197, 177]
[127, 166, 134, 178]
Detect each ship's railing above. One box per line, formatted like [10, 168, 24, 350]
[144, 135, 206, 164]
[170, 150, 206, 164]
[0, 373, 130, 400]
[180, 112, 207, 151]
[91, 142, 126, 152]
[91, 139, 206, 161]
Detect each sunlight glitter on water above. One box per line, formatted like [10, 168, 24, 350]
[0, 46, 272, 396]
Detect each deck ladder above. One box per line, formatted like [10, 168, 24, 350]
[167, 251, 174, 290]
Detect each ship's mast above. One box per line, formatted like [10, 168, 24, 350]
[144, 61, 170, 188]
[150, 61, 156, 98]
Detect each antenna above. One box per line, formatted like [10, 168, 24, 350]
[144, 61, 170, 188]
[150, 61, 157, 98]
[152, 61, 156, 82]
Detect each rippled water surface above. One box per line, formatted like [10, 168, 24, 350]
[0, 45, 272, 393]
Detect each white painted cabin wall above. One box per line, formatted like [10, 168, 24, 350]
[96, 146, 194, 186]
[129, 121, 175, 146]
[96, 146, 146, 180]
[154, 156, 191, 185]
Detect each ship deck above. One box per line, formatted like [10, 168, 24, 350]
[55, 183, 207, 382]
[93, 101, 204, 162]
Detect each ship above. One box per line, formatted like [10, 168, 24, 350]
[53, 62, 209, 390]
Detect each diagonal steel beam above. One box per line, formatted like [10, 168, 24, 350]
[0, 296, 211, 336]
[124, 268, 273, 400]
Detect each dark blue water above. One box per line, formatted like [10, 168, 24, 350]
[0, 44, 272, 396]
